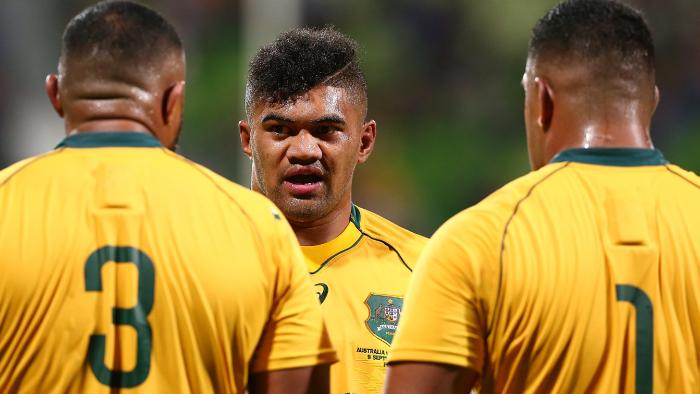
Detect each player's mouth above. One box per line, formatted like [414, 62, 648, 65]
[283, 167, 324, 196]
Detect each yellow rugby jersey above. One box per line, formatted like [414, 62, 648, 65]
[0, 132, 336, 393]
[303, 205, 426, 394]
[390, 148, 700, 393]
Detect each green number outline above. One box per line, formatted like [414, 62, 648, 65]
[616, 284, 653, 394]
[84, 246, 155, 388]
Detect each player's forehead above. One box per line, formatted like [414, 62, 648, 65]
[252, 85, 360, 124]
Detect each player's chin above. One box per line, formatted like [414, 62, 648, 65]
[280, 197, 330, 222]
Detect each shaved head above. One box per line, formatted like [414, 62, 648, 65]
[61, 1, 183, 78]
[528, 0, 655, 92]
[50, 1, 186, 149]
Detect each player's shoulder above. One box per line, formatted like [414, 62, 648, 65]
[176, 157, 285, 225]
[443, 162, 571, 239]
[662, 163, 700, 191]
[356, 205, 427, 245]
[475, 162, 569, 218]
[0, 151, 64, 188]
[354, 205, 428, 259]
[0, 157, 36, 185]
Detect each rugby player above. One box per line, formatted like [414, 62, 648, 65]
[0, 2, 335, 392]
[239, 27, 427, 394]
[386, 0, 700, 392]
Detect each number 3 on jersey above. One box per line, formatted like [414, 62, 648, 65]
[84, 246, 155, 388]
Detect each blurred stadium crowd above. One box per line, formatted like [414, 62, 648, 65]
[1, 0, 698, 234]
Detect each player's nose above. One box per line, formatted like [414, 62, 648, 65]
[287, 129, 322, 164]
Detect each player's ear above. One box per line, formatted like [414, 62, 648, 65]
[239, 120, 253, 158]
[45, 74, 64, 118]
[163, 80, 185, 128]
[536, 77, 554, 132]
[357, 120, 377, 164]
[652, 85, 660, 115]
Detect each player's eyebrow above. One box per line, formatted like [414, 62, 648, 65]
[262, 113, 347, 125]
[261, 114, 294, 123]
[311, 115, 346, 125]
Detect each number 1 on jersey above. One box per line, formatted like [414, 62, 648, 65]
[616, 284, 653, 394]
[84, 246, 155, 388]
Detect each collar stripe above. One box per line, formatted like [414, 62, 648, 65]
[550, 148, 667, 166]
[56, 132, 162, 148]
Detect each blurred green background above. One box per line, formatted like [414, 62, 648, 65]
[1, 0, 698, 235]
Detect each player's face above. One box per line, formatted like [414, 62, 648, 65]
[522, 58, 546, 170]
[241, 85, 374, 223]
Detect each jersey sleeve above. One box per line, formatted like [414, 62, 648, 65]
[388, 210, 498, 374]
[251, 206, 338, 372]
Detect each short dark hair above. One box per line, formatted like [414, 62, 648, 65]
[529, 0, 655, 77]
[61, 0, 182, 67]
[245, 26, 367, 117]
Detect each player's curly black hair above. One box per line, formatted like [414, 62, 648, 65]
[529, 0, 655, 77]
[245, 26, 367, 117]
[62, 0, 182, 66]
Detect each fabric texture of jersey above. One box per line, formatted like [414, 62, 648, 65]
[0, 132, 336, 394]
[303, 205, 426, 394]
[390, 148, 700, 393]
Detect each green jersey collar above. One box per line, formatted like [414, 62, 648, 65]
[350, 204, 362, 229]
[56, 132, 162, 149]
[550, 148, 668, 167]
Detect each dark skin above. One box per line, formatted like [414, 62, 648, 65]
[383, 363, 477, 394]
[239, 85, 376, 246]
[521, 55, 659, 170]
[383, 55, 661, 394]
[250, 364, 330, 394]
[47, 48, 330, 394]
[45, 51, 186, 148]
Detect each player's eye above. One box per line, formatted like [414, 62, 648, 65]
[315, 125, 338, 135]
[269, 125, 292, 135]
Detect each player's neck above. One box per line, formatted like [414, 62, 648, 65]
[67, 120, 152, 136]
[546, 119, 653, 160]
[289, 200, 354, 246]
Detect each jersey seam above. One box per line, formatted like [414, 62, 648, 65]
[309, 234, 364, 275]
[664, 165, 700, 191]
[360, 230, 414, 273]
[489, 162, 571, 337]
[0, 149, 66, 192]
[164, 151, 269, 255]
